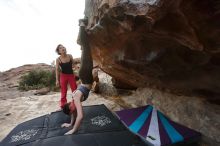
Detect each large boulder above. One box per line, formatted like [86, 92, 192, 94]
[84, 0, 220, 103]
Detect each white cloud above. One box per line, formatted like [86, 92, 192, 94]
[0, 0, 85, 71]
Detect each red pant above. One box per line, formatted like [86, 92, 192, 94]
[60, 73, 77, 108]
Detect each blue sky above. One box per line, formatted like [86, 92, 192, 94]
[0, 0, 84, 71]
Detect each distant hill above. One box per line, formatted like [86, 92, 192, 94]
[0, 63, 53, 99]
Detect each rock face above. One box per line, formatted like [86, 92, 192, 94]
[95, 71, 220, 145]
[84, 0, 220, 104]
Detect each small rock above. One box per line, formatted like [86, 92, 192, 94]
[34, 87, 50, 95]
[5, 113, 11, 116]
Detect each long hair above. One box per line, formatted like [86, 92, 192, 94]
[62, 102, 71, 115]
[55, 44, 63, 55]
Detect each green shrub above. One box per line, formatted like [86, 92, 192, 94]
[18, 69, 56, 91]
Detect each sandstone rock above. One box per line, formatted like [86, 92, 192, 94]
[91, 68, 100, 93]
[112, 77, 136, 89]
[0, 63, 53, 87]
[81, 1, 220, 145]
[34, 87, 50, 95]
[84, 0, 220, 103]
[98, 70, 118, 96]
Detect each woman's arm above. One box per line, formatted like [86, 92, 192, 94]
[69, 54, 74, 63]
[55, 58, 60, 86]
[64, 93, 83, 135]
[61, 113, 75, 128]
[72, 98, 83, 131]
[70, 111, 77, 125]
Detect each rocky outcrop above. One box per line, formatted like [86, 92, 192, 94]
[82, 1, 220, 145]
[0, 63, 53, 99]
[96, 71, 220, 145]
[0, 63, 53, 87]
[84, 0, 220, 104]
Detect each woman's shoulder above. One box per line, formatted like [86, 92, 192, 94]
[56, 57, 60, 61]
[56, 57, 61, 63]
[67, 54, 74, 60]
[67, 54, 73, 58]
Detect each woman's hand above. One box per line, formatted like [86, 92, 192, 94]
[64, 129, 76, 135]
[56, 80, 60, 87]
[61, 123, 71, 128]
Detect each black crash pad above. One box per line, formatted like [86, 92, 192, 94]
[1, 104, 149, 146]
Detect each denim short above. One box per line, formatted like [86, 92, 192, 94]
[77, 85, 90, 101]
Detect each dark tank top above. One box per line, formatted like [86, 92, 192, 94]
[59, 56, 73, 74]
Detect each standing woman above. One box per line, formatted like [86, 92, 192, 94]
[55, 44, 77, 108]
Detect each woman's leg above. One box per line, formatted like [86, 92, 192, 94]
[78, 25, 93, 84]
[60, 73, 68, 108]
[68, 74, 77, 92]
